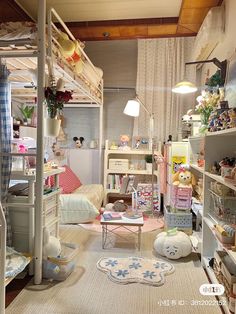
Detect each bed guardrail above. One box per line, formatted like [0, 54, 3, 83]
[0, 202, 6, 314]
[47, 7, 103, 101]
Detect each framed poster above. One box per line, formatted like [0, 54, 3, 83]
[172, 156, 186, 174]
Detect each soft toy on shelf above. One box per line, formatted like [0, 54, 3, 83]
[172, 166, 196, 188]
[153, 228, 192, 260]
[228, 108, 236, 128]
[43, 227, 61, 259]
[119, 134, 130, 150]
[73, 136, 84, 148]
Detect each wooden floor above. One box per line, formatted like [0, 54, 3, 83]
[6, 275, 32, 307]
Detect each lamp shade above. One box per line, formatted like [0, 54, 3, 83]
[123, 99, 140, 117]
[172, 81, 197, 94]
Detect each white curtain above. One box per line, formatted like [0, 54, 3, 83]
[135, 37, 196, 143]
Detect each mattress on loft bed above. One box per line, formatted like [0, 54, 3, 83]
[60, 184, 104, 224]
[0, 21, 37, 43]
[0, 21, 103, 93]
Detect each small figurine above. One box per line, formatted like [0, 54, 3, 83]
[119, 134, 130, 150]
[73, 136, 84, 148]
[228, 108, 236, 128]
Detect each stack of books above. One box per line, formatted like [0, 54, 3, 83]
[102, 211, 122, 221]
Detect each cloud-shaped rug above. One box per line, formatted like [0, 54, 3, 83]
[97, 257, 174, 286]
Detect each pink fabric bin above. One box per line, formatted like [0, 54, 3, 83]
[171, 186, 192, 210]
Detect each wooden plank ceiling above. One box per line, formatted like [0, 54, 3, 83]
[2, 0, 223, 40]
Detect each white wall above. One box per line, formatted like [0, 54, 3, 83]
[201, 0, 236, 82]
[64, 40, 137, 145]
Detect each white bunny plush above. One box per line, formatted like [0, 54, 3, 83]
[43, 228, 61, 259]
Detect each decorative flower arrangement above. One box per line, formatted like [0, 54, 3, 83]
[45, 77, 73, 119]
[196, 91, 220, 132]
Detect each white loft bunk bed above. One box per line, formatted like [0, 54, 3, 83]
[0, 2, 103, 312]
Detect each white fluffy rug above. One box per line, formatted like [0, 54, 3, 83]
[97, 256, 174, 286]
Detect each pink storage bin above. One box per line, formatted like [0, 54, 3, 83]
[171, 185, 192, 198]
[173, 198, 192, 209]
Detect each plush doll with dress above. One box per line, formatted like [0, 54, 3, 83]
[172, 167, 196, 188]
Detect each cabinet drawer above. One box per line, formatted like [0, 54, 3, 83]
[43, 205, 58, 226]
[43, 194, 58, 211]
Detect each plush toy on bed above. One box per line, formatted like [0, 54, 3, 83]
[172, 166, 196, 188]
[73, 136, 84, 148]
[43, 228, 61, 259]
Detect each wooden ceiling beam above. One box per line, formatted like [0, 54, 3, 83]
[177, 0, 223, 35]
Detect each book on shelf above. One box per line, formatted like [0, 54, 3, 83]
[102, 211, 122, 221]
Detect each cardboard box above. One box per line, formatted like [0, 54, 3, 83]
[109, 159, 129, 170]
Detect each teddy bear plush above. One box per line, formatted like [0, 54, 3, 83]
[172, 167, 196, 188]
[228, 108, 236, 128]
[73, 136, 84, 148]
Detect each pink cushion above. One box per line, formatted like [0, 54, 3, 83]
[59, 165, 82, 194]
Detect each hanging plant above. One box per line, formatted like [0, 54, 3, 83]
[45, 77, 73, 119]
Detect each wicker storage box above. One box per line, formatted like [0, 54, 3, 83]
[214, 251, 236, 293]
[210, 189, 236, 220]
[109, 159, 129, 170]
[164, 205, 192, 234]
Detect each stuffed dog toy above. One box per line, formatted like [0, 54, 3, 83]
[172, 167, 196, 188]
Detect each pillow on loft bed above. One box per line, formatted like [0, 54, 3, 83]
[82, 60, 103, 88]
[59, 165, 82, 194]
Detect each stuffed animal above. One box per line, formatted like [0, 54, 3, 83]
[119, 135, 130, 150]
[73, 136, 84, 148]
[153, 229, 192, 260]
[43, 228, 61, 259]
[228, 108, 236, 128]
[172, 167, 196, 188]
[57, 30, 84, 75]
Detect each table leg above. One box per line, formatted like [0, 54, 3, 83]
[138, 226, 141, 251]
[102, 225, 107, 249]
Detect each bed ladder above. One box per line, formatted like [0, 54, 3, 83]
[0, 202, 6, 314]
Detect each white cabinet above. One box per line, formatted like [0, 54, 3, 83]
[8, 168, 64, 255]
[68, 148, 101, 184]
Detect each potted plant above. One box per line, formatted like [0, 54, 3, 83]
[18, 105, 34, 125]
[145, 154, 153, 172]
[44, 77, 73, 137]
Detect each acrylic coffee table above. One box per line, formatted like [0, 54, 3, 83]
[100, 214, 144, 250]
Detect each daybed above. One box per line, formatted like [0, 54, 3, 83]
[58, 166, 103, 224]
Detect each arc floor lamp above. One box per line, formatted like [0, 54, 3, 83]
[123, 96, 156, 214]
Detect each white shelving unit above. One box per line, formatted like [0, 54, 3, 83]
[164, 141, 189, 207]
[103, 147, 160, 209]
[7, 167, 64, 259]
[190, 128, 236, 314]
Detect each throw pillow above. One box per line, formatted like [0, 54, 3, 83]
[59, 165, 82, 194]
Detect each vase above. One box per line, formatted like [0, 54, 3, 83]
[199, 112, 211, 134]
[146, 162, 152, 173]
[45, 118, 61, 137]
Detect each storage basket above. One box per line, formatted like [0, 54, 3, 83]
[171, 186, 192, 210]
[164, 205, 192, 234]
[43, 242, 79, 281]
[109, 159, 129, 170]
[209, 189, 236, 221]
